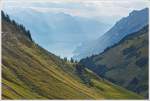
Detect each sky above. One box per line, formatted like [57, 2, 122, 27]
[3, 0, 149, 59]
[3, 0, 150, 23]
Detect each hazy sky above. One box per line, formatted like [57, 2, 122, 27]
[3, 0, 149, 59]
[3, 0, 149, 23]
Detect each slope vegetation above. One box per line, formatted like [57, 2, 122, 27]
[80, 25, 149, 98]
[2, 12, 143, 99]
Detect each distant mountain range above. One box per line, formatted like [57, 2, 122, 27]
[80, 25, 149, 98]
[73, 8, 149, 60]
[4, 9, 110, 58]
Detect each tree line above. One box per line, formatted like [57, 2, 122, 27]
[63, 57, 78, 63]
[2, 11, 33, 41]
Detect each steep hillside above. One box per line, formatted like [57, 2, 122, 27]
[2, 12, 143, 99]
[74, 8, 148, 60]
[80, 25, 149, 98]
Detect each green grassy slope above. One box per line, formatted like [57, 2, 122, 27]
[80, 25, 149, 98]
[2, 12, 143, 99]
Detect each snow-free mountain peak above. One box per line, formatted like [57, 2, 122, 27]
[73, 8, 149, 60]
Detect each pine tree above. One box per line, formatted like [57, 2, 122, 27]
[75, 60, 78, 63]
[64, 57, 67, 62]
[70, 58, 74, 63]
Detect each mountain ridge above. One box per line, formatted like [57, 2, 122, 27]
[73, 8, 149, 60]
[2, 11, 143, 99]
[80, 25, 149, 98]
[4, 9, 110, 58]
